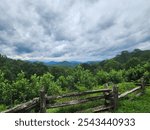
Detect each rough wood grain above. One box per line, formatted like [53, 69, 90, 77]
[46, 89, 111, 101]
[2, 98, 39, 113]
[119, 86, 141, 99]
[94, 105, 113, 113]
[40, 88, 46, 113]
[112, 86, 118, 110]
[76, 105, 113, 113]
[47, 95, 105, 108]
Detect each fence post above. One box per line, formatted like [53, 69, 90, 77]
[39, 87, 46, 113]
[112, 85, 118, 110]
[103, 83, 110, 106]
[141, 77, 145, 94]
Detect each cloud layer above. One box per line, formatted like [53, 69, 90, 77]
[0, 0, 150, 61]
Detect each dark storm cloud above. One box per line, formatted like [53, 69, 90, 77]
[15, 44, 33, 54]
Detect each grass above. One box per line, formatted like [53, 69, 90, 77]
[1, 82, 150, 113]
[118, 82, 136, 93]
[47, 86, 107, 113]
[0, 104, 7, 112]
[116, 86, 150, 113]
[47, 101, 101, 113]
[47, 83, 150, 113]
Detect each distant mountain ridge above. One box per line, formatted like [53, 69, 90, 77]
[0, 49, 150, 74]
[79, 49, 150, 72]
[0, 49, 150, 81]
[43, 61, 82, 67]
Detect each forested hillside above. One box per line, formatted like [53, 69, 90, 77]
[81, 49, 150, 72]
[0, 49, 150, 111]
[0, 55, 49, 81]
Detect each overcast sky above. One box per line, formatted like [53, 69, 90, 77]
[0, 0, 150, 61]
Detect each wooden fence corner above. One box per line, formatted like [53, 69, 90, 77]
[112, 85, 118, 110]
[39, 87, 46, 113]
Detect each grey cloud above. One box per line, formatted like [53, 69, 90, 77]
[0, 0, 150, 61]
[15, 46, 33, 54]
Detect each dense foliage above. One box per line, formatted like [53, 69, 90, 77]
[0, 49, 150, 110]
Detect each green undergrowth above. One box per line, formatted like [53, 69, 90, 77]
[1, 83, 149, 113]
[116, 86, 150, 113]
[47, 85, 106, 113]
[47, 95, 104, 113]
[47, 100, 104, 113]
[118, 82, 136, 93]
[47, 83, 150, 113]
[0, 104, 7, 112]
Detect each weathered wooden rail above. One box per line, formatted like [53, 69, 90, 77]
[3, 98, 39, 113]
[39, 86, 118, 113]
[1, 87, 118, 113]
[1, 81, 149, 113]
[119, 86, 141, 99]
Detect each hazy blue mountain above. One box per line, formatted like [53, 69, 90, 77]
[43, 61, 82, 67]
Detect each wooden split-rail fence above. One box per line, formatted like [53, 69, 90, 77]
[2, 81, 148, 113]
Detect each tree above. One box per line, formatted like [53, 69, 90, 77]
[57, 76, 68, 90]
[125, 57, 141, 69]
[72, 66, 97, 91]
[12, 71, 30, 104]
[29, 74, 41, 98]
[108, 70, 124, 83]
[96, 70, 109, 84]
[39, 73, 62, 95]
[125, 65, 144, 81]
[0, 70, 12, 105]
[103, 60, 122, 72]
